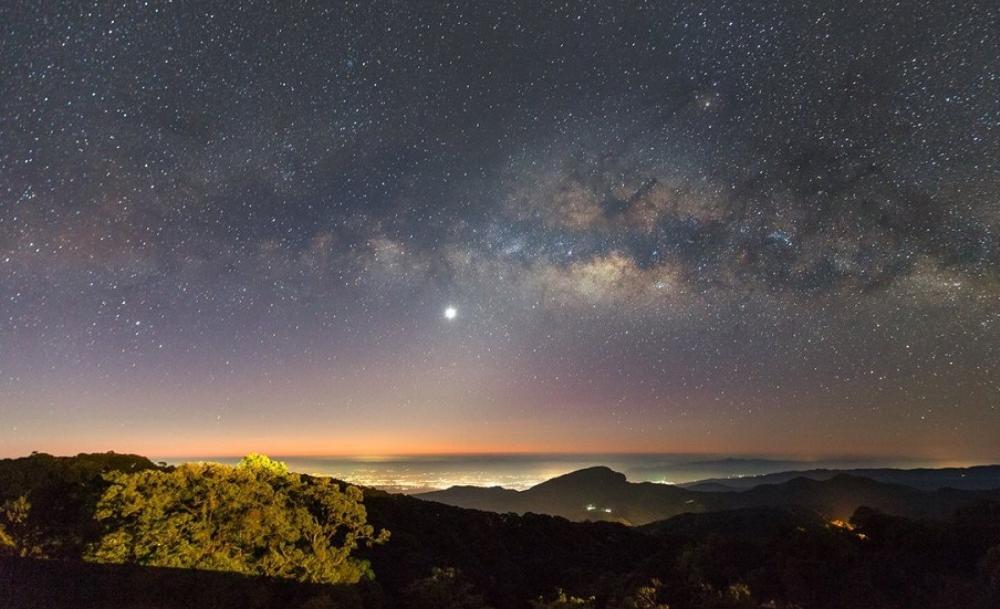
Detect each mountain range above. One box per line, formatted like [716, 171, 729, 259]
[680, 464, 1000, 492]
[415, 465, 1000, 525]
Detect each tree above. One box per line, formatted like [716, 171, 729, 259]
[620, 579, 670, 609]
[0, 521, 11, 550]
[0, 495, 44, 557]
[239, 452, 289, 475]
[85, 455, 388, 584]
[530, 589, 595, 609]
[405, 567, 494, 609]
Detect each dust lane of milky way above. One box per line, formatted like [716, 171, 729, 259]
[0, 2, 997, 459]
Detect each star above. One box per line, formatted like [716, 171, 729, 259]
[444, 306, 458, 320]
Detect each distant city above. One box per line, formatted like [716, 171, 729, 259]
[161, 454, 950, 494]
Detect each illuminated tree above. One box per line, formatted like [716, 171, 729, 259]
[621, 579, 670, 609]
[238, 452, 289, 475]
[85, 455, 388, 584]
[530, 589, 595, 609]
[0, 495, 43, 557]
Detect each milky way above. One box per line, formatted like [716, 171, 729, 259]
[1, 2, 998, 458]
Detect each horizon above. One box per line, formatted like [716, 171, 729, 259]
[6, 449, 994, 496]
[4, 448, 995, 466]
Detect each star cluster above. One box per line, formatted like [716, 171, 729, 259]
[1, 2, 997, 459]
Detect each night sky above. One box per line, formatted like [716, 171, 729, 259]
[1, 2, 998, 460]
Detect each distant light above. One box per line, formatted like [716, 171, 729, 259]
[444, 306, 457, 320]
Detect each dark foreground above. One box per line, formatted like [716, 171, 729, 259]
[0, 556, 367, 609]
[2, 453, 1000, 609]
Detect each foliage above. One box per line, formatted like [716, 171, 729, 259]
[0, 496, 27, 546]
[620, 579, 670, 609]
[0, 495, 44, 557]
[531, 580, 671, 609]
[239, 452, 289, 475]
[404, 567, 494, 609]
[85, 455, 388, 584]
[0, 521, 11, 549]
[0, 451, 161, 557]
[530, 589, 595, 609]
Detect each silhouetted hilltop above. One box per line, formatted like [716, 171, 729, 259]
[639, 506, 824, 540]
[534, 466, 628, 489]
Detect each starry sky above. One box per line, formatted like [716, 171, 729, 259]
[1, 2, 998, 460]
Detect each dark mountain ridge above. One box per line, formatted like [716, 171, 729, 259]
[417, 467, 1000, 525]
[682, 464, 1000, 492]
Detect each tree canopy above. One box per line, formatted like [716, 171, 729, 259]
[0, 495, 43, 558]
[85, 454, 388, 584]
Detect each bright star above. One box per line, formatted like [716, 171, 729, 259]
[444, 306, 457, 320]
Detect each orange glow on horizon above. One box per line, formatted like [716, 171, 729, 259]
[3, 430, 982, 466]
